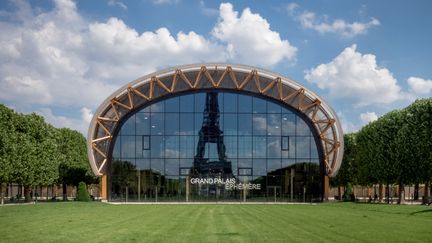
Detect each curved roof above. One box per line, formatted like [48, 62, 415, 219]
[87, 63, 344, 177]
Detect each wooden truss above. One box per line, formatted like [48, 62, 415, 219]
[88, 64, 343, 177]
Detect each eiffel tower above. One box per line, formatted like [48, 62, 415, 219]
[193, 92, 232, 176]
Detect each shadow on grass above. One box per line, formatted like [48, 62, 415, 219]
[410, 209, 432, 215]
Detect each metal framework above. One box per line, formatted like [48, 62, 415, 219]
[87, 64, 344, 178]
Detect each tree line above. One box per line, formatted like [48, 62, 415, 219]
[0, 104, 98, 202]
[331, 98, 432, 204]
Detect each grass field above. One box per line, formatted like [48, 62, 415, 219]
[0, 202, 431, 242]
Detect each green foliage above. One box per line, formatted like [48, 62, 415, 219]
[344, 98, 432, 189]
[76, 182, 90, 201]
[0, 103, 98, 191]
[343, 182, 354, 201]
[57, 128, 98, 186]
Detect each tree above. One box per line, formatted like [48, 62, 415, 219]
[331, 133, 358, 200]
[0, 105, 16, 204]
[76, 182, 90, 201]
[399, 99, 432, 204]
[57, 128, 97, 200]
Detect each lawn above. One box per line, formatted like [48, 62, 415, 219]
[0, 202, 431, 242]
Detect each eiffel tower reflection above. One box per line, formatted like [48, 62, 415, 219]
[193, 92, 233, 177]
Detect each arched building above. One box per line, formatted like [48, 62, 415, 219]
[87, 64, 343, 202]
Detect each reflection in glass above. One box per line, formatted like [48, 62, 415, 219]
[110, 91, 322, 202]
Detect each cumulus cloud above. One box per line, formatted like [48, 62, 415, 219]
[407, 77, 432, 95]
[0, 0, 296, 134]
[288, 4, 380, 37]
[38, 107, 93, 134]
[304, 45, 402, 106]
[212, 3, 297, 66]
[360, 111, 378, 125]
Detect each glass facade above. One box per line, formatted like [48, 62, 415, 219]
[109, 91, 323, 202]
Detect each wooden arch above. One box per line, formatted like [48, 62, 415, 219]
[87, 64, 344, 178]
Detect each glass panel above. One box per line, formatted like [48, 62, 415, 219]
[165, 159, 179, 175]
[296, 117, 310, 136]
[180, 113, 194, 135]
[238, 136, 252, 158]
[165, 96, 179, 112]
[121, 136, 135, 158]
[136, 159, 150, 170]
[165, 113, 179, 135]
[135, 136, 142, 158]
[267, 101, 281, 113]
[224, 114, 237, 135]
[253, 97, 266, 113]
[267, 159, 281, 174]
[281, 136, 289, 151]
[267, 113, 281, 136]
[151, 136, 164, 158]
[238, 114, 252, 135]
[142, 135, 150, 150]
[224, 135, 237, 159]
[151, 159, 164, 175]
[282, 114, 296, 136]
[180, 94, 194, 112]
[179, 136, 194, 159]
[296, 137, 310, 158]
[165, 135, 179, 158]
[150, 112, 164, 135]
[150, 102, 164, 113]
[223, 93, 237, 113]
[253, 136, 266, 158]
[253, 159, 266, 176]
[238, 94, 252, 113]
[267, 136, 281, 158]
[194, 93, 206, 112]
[113, 137, 121, 158]
[311, 137, 319, 159]
[238, 159, 252, 168]
[252, 114, 266, 135]
[136, 112, 150, 135]
[121, 115, 135, 135]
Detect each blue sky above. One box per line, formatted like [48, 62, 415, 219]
[0, 0, 431, 134]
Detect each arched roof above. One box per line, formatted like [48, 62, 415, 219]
[87, 64, 344, 177]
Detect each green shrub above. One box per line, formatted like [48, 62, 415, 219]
[76, 182, 90, 202]
[343, 182, 355, 201]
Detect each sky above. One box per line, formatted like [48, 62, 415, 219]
[0, 0, 431, 135]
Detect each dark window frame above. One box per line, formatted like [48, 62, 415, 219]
[281, 136, 289, 151]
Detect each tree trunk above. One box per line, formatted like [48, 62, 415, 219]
[1, 183, 4, 206]
[423, 181, 430, 205]
[338, 186, 342, 201]
[414, 183, 419, 200]
[63, 183, 67, 201]
[379, 184, 384, 202]
[398, 182, 405, 204]
[24, 186, 31, 202]
[386, 184, 390, 204]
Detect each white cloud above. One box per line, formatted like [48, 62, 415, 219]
[337, 111, 358, 133]
[38, 107, 93, 134]
[407, 77, 432, 95]
[199, 0, 218, 16]
[288, 4, 380, 37]
[0, 0, 295, 134]
[305, 45, 402, 106]
[212, 3, 297, 66]
[360, 111, 378, 125]
[108, 0, 127, 10]
[151, 0, 179, 5]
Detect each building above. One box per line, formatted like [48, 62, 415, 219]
[87, 64, 344, 202]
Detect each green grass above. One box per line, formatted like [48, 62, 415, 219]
[0, 202, 431, 242]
